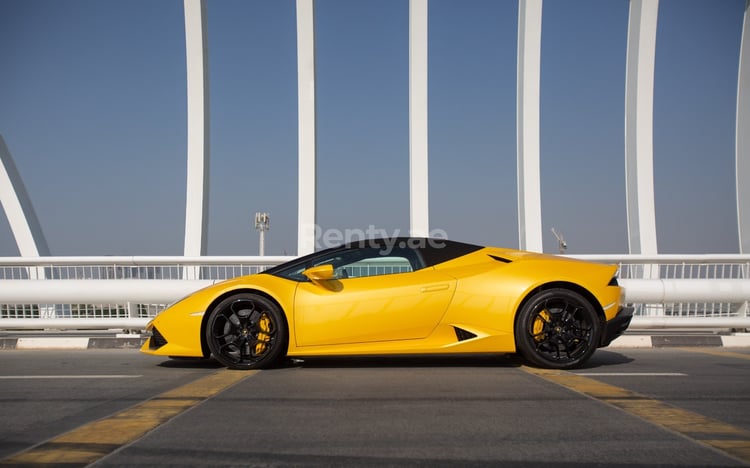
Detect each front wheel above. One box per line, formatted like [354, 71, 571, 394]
[515, 288, 601, 369]
[206, 293, 288, 370]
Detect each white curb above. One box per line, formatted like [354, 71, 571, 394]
[720, 334, 750, 347]
[15, 337, 90, 350]
[608, 335, 654, 348]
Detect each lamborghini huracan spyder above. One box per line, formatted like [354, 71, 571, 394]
[141, 238, 633, 369]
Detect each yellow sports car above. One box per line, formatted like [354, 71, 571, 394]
[141, 238, 632, 369]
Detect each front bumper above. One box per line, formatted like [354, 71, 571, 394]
[600, 306, 634, 347]
[138, 314, 206, 358]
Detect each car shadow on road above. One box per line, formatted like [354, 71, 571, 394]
[278, 354, 524, 369]
[153, 350, 634, 371]
[574, 350, 635, 369]
[156, 357, 224, 369]
[282, 350, 635, 370]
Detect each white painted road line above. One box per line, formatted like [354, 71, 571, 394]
[574, 372, 688, 377]
[0, 375, 142, 379]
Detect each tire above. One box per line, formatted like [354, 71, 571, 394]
[514, 288, 600, 369]
[205, 293, 288, 370]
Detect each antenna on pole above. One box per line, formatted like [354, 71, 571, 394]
[254, 212, 269, 256]
[551, 228, 567, 254]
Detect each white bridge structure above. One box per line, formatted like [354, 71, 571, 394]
[0, 254, 747, 330]
[0, 0, 749, 330]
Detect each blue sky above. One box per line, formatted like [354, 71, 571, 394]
[0, 0, 745, 256]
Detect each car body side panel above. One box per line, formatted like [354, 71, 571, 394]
[292, 268, 456, 347]
[285, 323, 514, 357]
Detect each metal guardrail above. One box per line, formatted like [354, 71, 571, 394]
[0, 254, 747, 330]
[573, 254, 750, 327]
[0, 256, 294, 328]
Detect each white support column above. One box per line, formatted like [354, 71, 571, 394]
[0, 135, 50, 301]
[183, 0, 210, 257]
[516, 0, 543, 252]
[297, 0, 317, 255]
[737, 0, 750, 254]
[625, 0, 659, 256]
[409, 0, 429, 238]
[0, 135, 49, 258]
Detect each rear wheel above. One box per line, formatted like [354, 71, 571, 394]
[206, 293, 287, 370]
[515, 288, 600, 369]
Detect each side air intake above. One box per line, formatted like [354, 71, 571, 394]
[454, 327, 477, 342]
[489, 255, 512, 263]
[149, 327, 168, 349]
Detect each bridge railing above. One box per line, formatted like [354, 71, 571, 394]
[0, 254, 747, 330]
[572, 254, 749, 329]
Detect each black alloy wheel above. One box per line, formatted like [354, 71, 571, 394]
[515, 288, 600, 369]
[206, 293, 287, 370]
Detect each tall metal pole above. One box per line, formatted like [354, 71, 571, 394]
[297, 0, 317, 255]
[624, 0, 659, 256]
[409, 0, 429, 238]
[255, 212, 269, 256]
[183, 0, 210, 258]
[737, 0, 750, 253]
[517, 0, 544, 252]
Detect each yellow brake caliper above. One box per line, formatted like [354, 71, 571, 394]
[532, 310, 550, 342]
[254, 313, 273, 355]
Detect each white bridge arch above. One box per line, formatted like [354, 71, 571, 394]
[0, 0, 747, 258]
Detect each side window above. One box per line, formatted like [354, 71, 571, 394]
[331, 246, 423, 279]
[337, 255, 414, 279]
[269, 244, 424, 282]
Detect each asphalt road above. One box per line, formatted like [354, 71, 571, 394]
[1, 348, 749, 467]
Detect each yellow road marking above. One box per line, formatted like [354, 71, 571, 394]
[1, 369, 256, 466]
[676, 347, 750, 361]
[523, 366, 750, 464]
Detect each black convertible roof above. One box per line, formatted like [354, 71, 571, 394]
[340, 237, 483, 268]
[264, 237, 483, 276]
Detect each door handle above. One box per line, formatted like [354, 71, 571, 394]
[420, 284, 450, 293]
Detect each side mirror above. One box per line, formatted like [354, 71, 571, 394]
[302, 264, 335, 282]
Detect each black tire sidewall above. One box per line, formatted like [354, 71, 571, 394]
[206, 293, 288, 370]
[515, 288, 600, 369]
